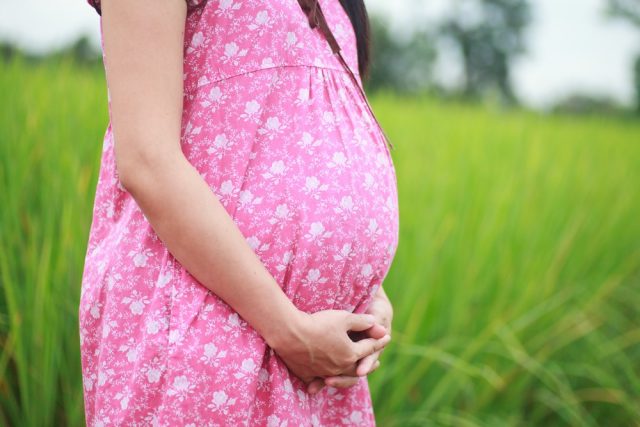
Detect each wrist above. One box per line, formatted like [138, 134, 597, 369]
[374, 285, 389, 301]
[370, 288, 393, 326]
[262, 304, 310, 352]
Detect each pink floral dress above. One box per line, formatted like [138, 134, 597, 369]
[79, 0, 399, 425]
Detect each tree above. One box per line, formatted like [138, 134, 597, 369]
[635, 55, 640, 113]
[607, 0, 640, 26]
[606, 0, 640, 113]
[439, 0, 532, 106]
[366, 14, 438, 94]
[551, 92, 627, 116]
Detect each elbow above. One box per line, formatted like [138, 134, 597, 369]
[115, 148, 144, 193]
[116, 162, 139, 194]
[115, 141, 179, 194]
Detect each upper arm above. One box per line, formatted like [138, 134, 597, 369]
[100, 0, 187, 183]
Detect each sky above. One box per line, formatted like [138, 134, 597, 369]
[0, 0, 638, 109]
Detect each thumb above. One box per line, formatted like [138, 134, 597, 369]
[346, 313, 376, 332]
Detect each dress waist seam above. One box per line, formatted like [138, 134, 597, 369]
[188, 63, 359, 91]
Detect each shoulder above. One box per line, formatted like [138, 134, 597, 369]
[86, 0, 208, 16]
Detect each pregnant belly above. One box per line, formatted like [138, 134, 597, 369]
[181, 68, 399, 314]
[188, 128, 398, 314]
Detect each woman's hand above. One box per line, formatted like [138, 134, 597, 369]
[269, 309, 391, 385]
[306, 285, 394, 394]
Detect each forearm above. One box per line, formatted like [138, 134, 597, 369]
[119, 148, 301, 348]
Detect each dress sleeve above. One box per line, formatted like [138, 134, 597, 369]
[86, 0, 206, 16]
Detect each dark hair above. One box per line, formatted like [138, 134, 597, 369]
[338, 0, 371, 81]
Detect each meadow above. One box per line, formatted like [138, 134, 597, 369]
[1, 55, 639, 426]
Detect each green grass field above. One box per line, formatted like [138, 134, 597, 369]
[1, 55, 639, 426]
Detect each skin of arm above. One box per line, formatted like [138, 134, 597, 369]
[99, 0, 391, 384]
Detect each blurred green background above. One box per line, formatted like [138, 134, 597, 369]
[1, 0, 640, 426]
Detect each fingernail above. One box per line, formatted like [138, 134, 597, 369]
[365, 314, 375, 324]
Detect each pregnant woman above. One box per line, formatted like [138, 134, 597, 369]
[79, 0, 399, 425]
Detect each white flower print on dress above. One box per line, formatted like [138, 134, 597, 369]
[129, 248, 153, 268]
[155, 270, 172, 289]
[343, 410, 364, 425]
[100, 320, 117, 339]
[118, 338, 139, 362]
[275, 250, 293, 272]
[200, 342, 228, 367]
[261, 159, 287, 181]
[268, 203, 294, 226]
[187, 31, 205, 54]
[305, 221, 333, 244]
[215, 0, 242, 18]
[237, 189, 263, 212]
[333, 243, 355, 262]
[222, 42, 248, 66]
[83, 372, 97, 391]
[145, 368, 162, 384]
[262, 57, 275, 67]
[365, 218, 382, 239]
[233, 358, 259, 382]
[267, 414, 288, 427]
[89, 301, 102, 319]
[206, 133, 234, 159]
[334, 195, 358, 217]
[200, 86, 229, 110]
[121, 290, 150, 315]
[296, 132, 323, 154]
[114, 389, 131, 410]
[145, 318, 162, 335]
[301, 269, 328, 288]
[294, 88, 313, 107]
[363, 172, 377, 191]
[285, 31, 304, 51]
[327, 151, 348, 169]
[222, 312, 248, 337]
[97, 366, 114, 387]
[360, 263, 374, 281]
[257, 116, 284, 139]
[246, 235, 270, 253]
[105, 271, 121, 291]
[167, 375, 196, 402]
[248, 10, 272, 35]
[302, 176, 328, 199]
[240, 100, 262, 122]
[183, 121, 202, 145]
[214, 179, 239, 204]
[207, 390, 238, 416]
